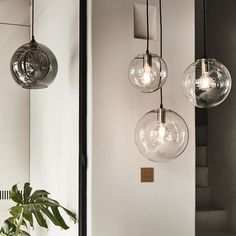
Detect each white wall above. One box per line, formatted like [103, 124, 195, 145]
[0, 0, 30, 224]
[30, 0, 79, 235]
[88, 0, 195, 236]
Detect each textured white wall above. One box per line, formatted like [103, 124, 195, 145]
[88, 0, 195, 236]
[0, 0, 30, 224]
[30, 0, 79, 235]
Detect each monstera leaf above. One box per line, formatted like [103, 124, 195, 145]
[0, 183, 77, 236]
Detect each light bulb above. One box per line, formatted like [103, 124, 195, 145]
[196, 60, 216, 91]
[135, 109, 189, 162]
[128, 53, 167, 93]
[197, 72, 215, 91]
[141, 62, 155, 86]
[154, 123, 168, 144]
[182, 58, 232, 108]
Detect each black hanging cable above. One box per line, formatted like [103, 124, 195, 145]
[159, 0, 163, 109]
[31, 0, 35, 41]
[146, 0, 150, 53]
[203, 0, 207, 58]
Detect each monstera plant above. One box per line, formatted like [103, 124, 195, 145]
[0, 183, 77, 236]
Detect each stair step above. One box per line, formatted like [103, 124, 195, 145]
[196, 187, 210, 208]
[197, 233, 236, 236]
[196, 209, 228, 233]
[197, 146, 208, 167]
[197, 167, 208, 187]
[197, 125, 207, 146]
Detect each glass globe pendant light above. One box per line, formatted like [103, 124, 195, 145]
[135, 100, 189, 162]
[10, 0, 58, 89]
[135, 0, 189, 162]
[128, 0, 167, 93]
[182, 0, 231, 108]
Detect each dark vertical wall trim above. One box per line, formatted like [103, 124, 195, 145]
[195, 0, 204, 60]
[195, 0, 208, 127]
[79, 0, 87, 235]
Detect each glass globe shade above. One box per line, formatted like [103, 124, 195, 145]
[135, 109, 189, 162]
[10, 39, 58, 89]
[128, 53, 168, 93]
[182, 58, 232, 108]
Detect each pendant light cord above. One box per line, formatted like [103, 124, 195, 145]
[203, 0, 207, 58]
[146, 0, 150, 53]
[31, 0, 35, 40]
[159, 0, 163, 109]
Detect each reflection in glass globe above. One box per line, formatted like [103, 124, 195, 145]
[135, 109, 189, 162]
[128, 52, 168, 93]
[182, 58, 231, 108]
[10, 39, 58, 89]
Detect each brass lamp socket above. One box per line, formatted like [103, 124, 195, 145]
[201, 59, 210, 73]
[159, 108, 166, 124]
[143, 53, 152, 68]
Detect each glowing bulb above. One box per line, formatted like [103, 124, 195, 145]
[141, 63, 155, 86]
[197, 72, 216, 91]
[128, 53, 168, 93]
[155, 123, 168, 144]
[182, 58, 232, 108]
[135, 109, 189, 162]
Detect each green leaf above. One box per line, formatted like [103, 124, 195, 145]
[23, 183, 32, 204]
[9, 206, 22, 218]
[51, 207, 69, 230]
[10, 185, 23, 204]
[19, 230, 30, 236]
[1, 220, 16, 235]
[21, 220, 28, 229]
[32, 207, 48, 229]
[61, 207, 77, 223]
[1, 183, 77, 235]
[40, 207, 60, 226]
[35, 197, 59, 207]
[23, 207, 33, 228]
[6, 217, 15, 225]
[29, 190, 49, 203]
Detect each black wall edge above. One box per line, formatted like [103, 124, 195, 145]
[79, 0, 87, 235]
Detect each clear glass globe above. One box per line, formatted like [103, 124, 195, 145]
[182, 58, 232, 108]
[10, 39, 58, 89]
[135, 109, 189, 162]
[128, 53, 168, 93]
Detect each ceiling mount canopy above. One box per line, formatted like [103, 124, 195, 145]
[10, 0, 58, 89]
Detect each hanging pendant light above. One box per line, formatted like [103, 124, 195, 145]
[10, 0, 58, 89]
[182, 0, 231, 108]
[128, 0, 167, 93]
[135, 0, 189, 162]
[135, 107, 189, 162]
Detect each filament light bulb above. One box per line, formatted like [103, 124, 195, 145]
[155, 123, 168, 144]
[128, 53, 168, 93]
[197, 72, 215, 91]
[182, 58, 232, 108]
[142, 62, 155, 86]
[135, 109, 189, 162]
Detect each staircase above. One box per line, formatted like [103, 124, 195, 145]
[196, 111, 235, 236]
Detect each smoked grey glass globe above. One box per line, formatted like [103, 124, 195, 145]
[182, 58, 232, 108]
[10, 39, 58, 89]
[135, 109, 189, 162]
[128, 53, 168, 93]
